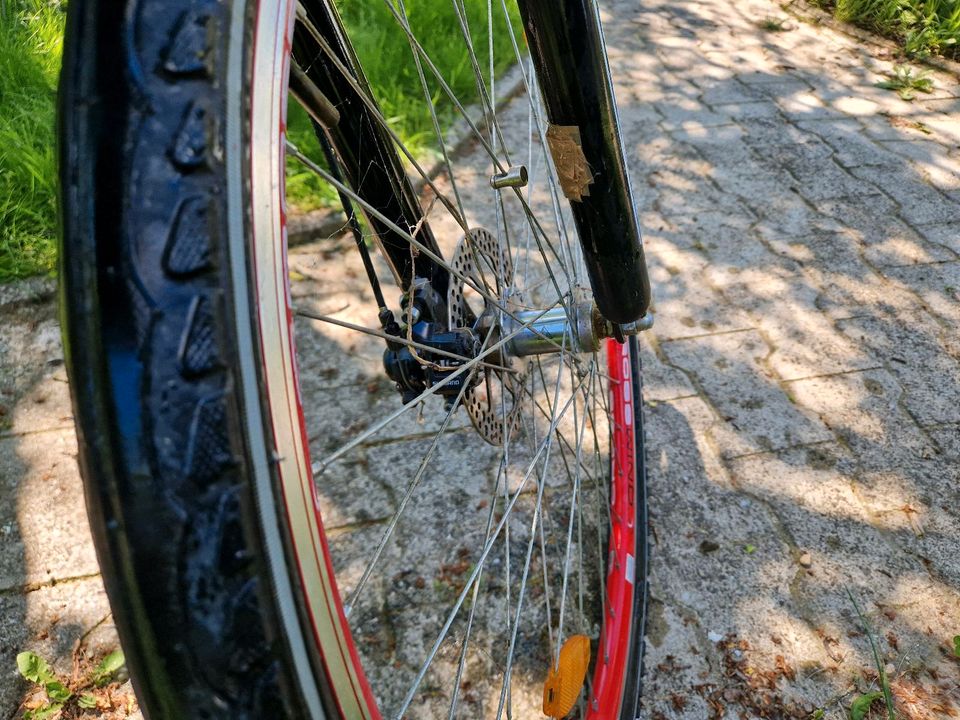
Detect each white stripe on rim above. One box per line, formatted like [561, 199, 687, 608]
[228, 1, 379, 717]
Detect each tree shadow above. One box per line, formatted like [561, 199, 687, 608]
[597, 0, 960, 715]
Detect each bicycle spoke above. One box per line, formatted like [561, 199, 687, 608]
[395, 0, 468, 224]
[294, 6, 467, 230]
[284, 4, 642, 716]
[493, 335, 570, 720]
[296, 3, 576, 301]
[286, 139, 580, 359]
[554, 359, 594, 661]
[393, 366, 590, 720]
[342, 325, 490, 616]
[312, 302, 560, 473]
[293, 307, 513, 372]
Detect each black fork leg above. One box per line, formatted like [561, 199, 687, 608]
[515, 0, 651, 325]
[293, 1, 449, 300]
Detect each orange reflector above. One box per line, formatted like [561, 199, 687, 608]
[542, 634, 591, 718]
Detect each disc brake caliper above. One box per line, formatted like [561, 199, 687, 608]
[382, 279, 480, 405]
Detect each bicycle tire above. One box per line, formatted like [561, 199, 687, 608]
[58, 1, 649, 718]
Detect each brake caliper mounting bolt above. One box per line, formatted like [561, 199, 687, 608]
[490, 165, 528, 189]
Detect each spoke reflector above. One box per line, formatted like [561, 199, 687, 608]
[542, 634, 591, 719]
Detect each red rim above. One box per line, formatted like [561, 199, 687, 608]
[587, 338, 639, 719]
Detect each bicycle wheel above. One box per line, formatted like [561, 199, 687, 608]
[58, 0, 648, 718]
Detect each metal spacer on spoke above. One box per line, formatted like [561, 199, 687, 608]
[489, 165, 528, 190]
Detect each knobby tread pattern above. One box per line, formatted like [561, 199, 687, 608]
[163, 10, 218, 77]
[125, 1, 293, 716]
[61, 1, 308, 718]
[178, 294, 223, 377]
[162, 196, 216, 277]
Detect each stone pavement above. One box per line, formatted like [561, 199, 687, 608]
[2, 0, 960, 717]
[600, 0, 960, 715]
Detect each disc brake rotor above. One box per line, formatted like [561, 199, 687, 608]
[448, 227, 525, 445]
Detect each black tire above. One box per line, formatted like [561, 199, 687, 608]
[59, 2, 317, 717]
[59, 1, 648, 718]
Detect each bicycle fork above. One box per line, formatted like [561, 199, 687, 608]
[515, 0, 652, 327]
[294, 0, 652, 340]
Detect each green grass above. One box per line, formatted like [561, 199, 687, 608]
[0, 0, 64, 281]
[811, 0, 960, 58]
[0, 0, 523, 279]
[286, 0, 523, 212]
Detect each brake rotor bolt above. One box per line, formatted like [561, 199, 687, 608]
[490, 165, 528, 189]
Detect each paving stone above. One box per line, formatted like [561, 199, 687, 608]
[764, 226, 870, 274]
[703, 235, 880, 380]
[303, 380, 476, 461]
[763, 304, 879, 381]
[7, 0, 960, 715]
[671, 211, 766, 269]
[0, 576, 123, 718]
[883, 261, 960, 328]
[915, 96, 960, 114]
[853, 461, 960, 590]
[645, 248, 755, 341]
[735, 68, 806, 85]
[667, 121, 745, 147]
[796, 119, 904, 169]
[700, 80, 765, 106]
[814, 195, 956, 267]
[857, 110, 933, 141]
[723, 100, 785, 121]
[643, 395, 795, 654]
[0, 299, 69, 438]
[638, 336, 697, 402]
[727, 446, 957, 685]
[805, 266, 922, 322]
[775, 90, 847, 120]
[694, 140, 800, 206]
[661, 330, 835, 457]
[851, 166, 960, 226]
[879, 139, 960, 192]
[650, 166, 735, 213]
[651, 401, 905, 711]
[741, 112, 818, 151]
[916, 222, 960, 256]
[927, 423, 960, 460]
[761, 227, 925, 319]
[0, 430, 99, 593]
[830, 94, 884, 116]
[838, 310, 960, 425]
[748, 137, 876, 206]
[788, 369, 930, 467]
[0, 369, 73, 439]
[751, 191, 846, 240]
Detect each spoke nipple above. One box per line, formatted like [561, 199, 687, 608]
[490, 165, 528, 190]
